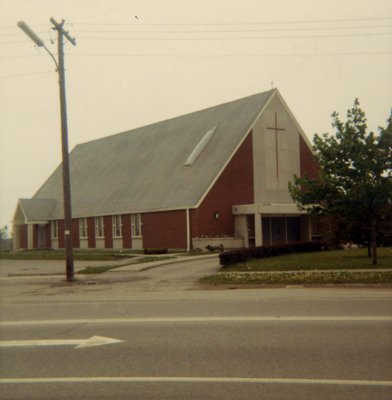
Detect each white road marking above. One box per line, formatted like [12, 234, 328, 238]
[0, 336, 124, 349]
[0, 376, 391, 386]
[1, 316, 392, 327]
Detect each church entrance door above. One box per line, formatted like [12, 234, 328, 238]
[262, 216, 301, 245]
[37, 224, 47, 249]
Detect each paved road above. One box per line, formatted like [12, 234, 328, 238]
[0, 257, 391, 399]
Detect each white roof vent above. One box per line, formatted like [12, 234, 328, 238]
[184, 125, 217, 167]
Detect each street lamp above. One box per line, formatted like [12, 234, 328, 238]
[18, 19, 76, 282]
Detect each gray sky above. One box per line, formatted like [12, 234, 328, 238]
[1, 0, 391, 231]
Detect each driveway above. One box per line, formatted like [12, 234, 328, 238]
[0, 255, 221, 305]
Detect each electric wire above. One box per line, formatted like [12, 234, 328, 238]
[68, 16, 392, 26]
[74, 31, 392, 41]
[4, 31, 389, 44]
[71, 24, 392, 34]
[0, 70, 55, 79]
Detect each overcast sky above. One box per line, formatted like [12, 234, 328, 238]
[0, 0, 391, 231]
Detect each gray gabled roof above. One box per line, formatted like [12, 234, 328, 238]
[17, 199, 57, 223]
[32, 89, 276, 219]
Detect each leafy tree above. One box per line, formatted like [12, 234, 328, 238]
[0, 225, 8, 240]
[289, 99, 392, 265]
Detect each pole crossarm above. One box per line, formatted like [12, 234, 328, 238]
[50, 18, 76, 46]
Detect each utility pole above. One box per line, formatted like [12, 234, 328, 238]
[50, 18, 76, 282]
[18, 19, 76, 282]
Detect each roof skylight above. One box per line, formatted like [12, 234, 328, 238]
[184, 125, 217, 167]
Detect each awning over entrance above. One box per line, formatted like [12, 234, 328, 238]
[233, 203, 306, 216]
[12, 199, 56, 250]
[233, 203, 311, 247]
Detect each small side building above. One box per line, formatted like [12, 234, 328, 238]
[13, 88, 320, 251]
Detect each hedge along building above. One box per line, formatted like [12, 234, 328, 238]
[13, 88, 320, 251]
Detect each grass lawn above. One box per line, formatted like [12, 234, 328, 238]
[200, 247, 392, 286]
[222, 247, 392, 272]
[0, 249, 139, 261]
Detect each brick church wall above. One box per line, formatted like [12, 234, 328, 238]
[121, 214, 132, 248]
[19, 225, 28, 249]
[299, 135, 319, 179]
[87, 217, 95, 248]
[104, 216, 113, 248]
[191, 131, 254, 238]
[142, 210, 187, 249]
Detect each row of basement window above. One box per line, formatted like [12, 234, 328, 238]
[51, 214, 142, 240]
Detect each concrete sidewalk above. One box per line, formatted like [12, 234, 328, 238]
[0, 254, 219, 278]
[112, 253, 218, 272]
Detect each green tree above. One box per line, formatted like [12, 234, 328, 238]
[289, 99, 392, 265]
[0, 225, 8, 240]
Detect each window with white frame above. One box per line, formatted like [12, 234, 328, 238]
[51, 220, 58, 239]
[131, 213, 142, 237]
[95, 216, 104, 238]
[112, 215, 122, 238]
[79, 218, 88, 238]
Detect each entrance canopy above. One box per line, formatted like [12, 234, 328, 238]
[13, 199, 57, 225]
[233, 203, 310, 247]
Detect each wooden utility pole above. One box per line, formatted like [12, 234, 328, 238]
[50, 18, 76, 282]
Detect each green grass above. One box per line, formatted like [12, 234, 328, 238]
[0, 250, 138, 261]
[200, 247, 392, 286]
[223, 248, 392, 272]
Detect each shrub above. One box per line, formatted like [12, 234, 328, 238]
[219, 241, 325, 266]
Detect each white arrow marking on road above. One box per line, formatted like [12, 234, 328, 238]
[0, 336, 124, 349]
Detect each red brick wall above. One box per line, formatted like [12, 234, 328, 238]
[58, 220, 65, 248]
[33, 225, 38, 249]
[104, 215, 113, 248]
[19, 225, 28, 249]
[299, 135, 319, 179]
[87, 217, 95, 248]
[57, 220, 79, 248]
[46, 224, 51, 248]
[143, 210, 187, 249]
[72, 219, 80, 248]
[191, 131, 254, 237]
[55, 216, 130, 249]
[122, 214, 132, 248]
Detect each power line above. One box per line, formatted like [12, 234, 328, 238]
[0, 54, 56, 59]
[3, 22, 390, 38]
[76, 31, 392, 41]
[1, 16, 391, 34]
[2, 49, 391, 61]
[0, 40, 34, 45]
[0, 70, 55, 79]
[3, 30, 390, 46]
[70, 16, 392, 27]
[72, 24, 392, 34]
[0, 23, 48, 30]
[3, 45, 391, 61]
[3, 28, 390, 44]
[67, 50, 392, 58]
[1, 51, 390, 70]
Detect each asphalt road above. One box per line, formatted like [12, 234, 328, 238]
[0, 257, 391, 399]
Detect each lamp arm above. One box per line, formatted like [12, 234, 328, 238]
[43, 45, 60, 71]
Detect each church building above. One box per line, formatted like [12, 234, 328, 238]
[13, 88, 320, 251]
